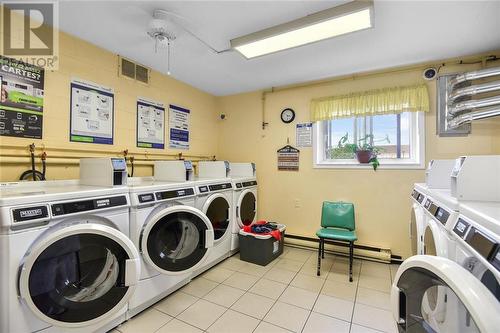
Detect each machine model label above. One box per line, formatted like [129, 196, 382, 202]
[70, 78, 114, 145]
[169, 104, 190, 150]
[0, 56, 44, 139]
[137, 97, 165, 149]
[12, 205, 48, 223]
[155, 188, 195, 201]
[51, 195, 127, 216]
[453, 218, 470, 238]
[242, 181, 257, 187]
[138, 193, 155, 203]
[466, 227, 498, 261]
[198, 186, 209, 193]
[434, 207, 450, 225]
[209, 183, 233, 191]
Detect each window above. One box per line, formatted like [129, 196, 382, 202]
[314, 112, 425, 169]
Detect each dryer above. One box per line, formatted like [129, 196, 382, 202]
[127, 177, 214, 318]
[192, 178, 233, 277]
[0, 179, 140, 333]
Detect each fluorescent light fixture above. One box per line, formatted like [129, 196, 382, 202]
[231, 0, 374, 59]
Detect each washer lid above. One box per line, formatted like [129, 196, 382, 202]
[391, 255, 500, 333]
[18, 223, 140, 328]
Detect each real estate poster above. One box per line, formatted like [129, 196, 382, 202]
[296, 122, 312, 147]
[70, 78, 114, 144]
[0, 56, 44, 139]
[137, 97, 165, 149]
[169, 104, 190, 150]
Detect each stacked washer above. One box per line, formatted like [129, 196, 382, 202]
[393, 155, 500, 332]
[126, 161, 215, 318]
[0, 158, 140, 333]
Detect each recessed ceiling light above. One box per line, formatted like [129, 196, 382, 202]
[231, 0, 374, 59]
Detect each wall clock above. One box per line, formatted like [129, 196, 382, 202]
[280, 108, 295, 124]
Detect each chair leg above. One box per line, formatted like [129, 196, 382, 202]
[317, 238, 322, 276]
[321, 238, 325, 259]
[349, 241, 354, 282]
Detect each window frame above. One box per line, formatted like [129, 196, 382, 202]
[313, 111, 425, 170]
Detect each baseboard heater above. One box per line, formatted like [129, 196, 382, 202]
[285, 234, 402, 264]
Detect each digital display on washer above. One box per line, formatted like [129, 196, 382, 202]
[417, 194, 425, 204]
[209, 183, 232, 191]
[12, 205, 49, 222]
[155, 188, 194, 200]
[466, 227, 497, 260]
[235, 183, 242, 188]
[434, 207, 450, 225]
[425, 200, 439, 216]
[198, 186, 209, 193]
[453, 218, 470, 238]
[138, 193, 155, 203]
[242, 181, 257, 187]
[411, 189, 419, 199]
[52, 195, 128, 216]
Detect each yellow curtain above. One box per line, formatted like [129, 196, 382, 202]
[310, 84, 429, 121]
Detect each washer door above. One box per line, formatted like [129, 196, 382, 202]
[19, 223, 140, 328]
[203, 193, 231, 242]
[391, 256, 500, 333]
[410, 204, 420, 256]
[141, 205, 214, 275]
[237, 189, 256, 227]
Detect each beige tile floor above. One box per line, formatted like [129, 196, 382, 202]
[113, 246, 400, 333]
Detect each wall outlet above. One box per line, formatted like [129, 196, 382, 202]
[294, 199, 300, 208]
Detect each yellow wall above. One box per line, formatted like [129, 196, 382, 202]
[216, 61, 500, 259]
[0, 18, 219, 181]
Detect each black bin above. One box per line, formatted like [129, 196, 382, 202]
[238, 224, 286, 266]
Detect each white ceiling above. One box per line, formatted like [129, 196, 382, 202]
[59, 1, 500, 96]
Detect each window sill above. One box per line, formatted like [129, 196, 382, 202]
[313, 160, 425, 170]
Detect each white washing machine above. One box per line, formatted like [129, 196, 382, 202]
[412, 159, 456, 256]
[391, 255, 500, 332]
[192, 178, 233, 277]
[230, 176, 258, 253]
[451, 201, 500, 304]
[127, 177, 214, 318]
[0, 179, 140, 333]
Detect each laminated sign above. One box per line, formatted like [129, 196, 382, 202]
[277, 145, 300, 171]
[0, 56, 44, 139]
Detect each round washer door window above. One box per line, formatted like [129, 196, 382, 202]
[205, 196, 230, 240]
[19, 224, 139, 327]
[239, 191, 256, 226]
[143, 207, 211, 273]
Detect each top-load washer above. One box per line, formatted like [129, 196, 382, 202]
[412, 159, 456, 256]
[0, 159, 140, 333]
[126, 174, 214, 318]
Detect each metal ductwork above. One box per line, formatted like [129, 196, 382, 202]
[437, 65, 500, 136]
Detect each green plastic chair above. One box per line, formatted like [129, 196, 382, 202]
[316, 201, 357, 282]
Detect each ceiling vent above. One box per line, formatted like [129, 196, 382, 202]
[119, 56, 150, 84]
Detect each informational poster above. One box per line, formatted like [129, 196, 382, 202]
[277, 145, 300, 171]
[169, 104, 190, 150]
[70, 79, 114, 144]
[0, 56, 44, 139]
[137, 98, 165, 149]
[296, 122, 312, 147]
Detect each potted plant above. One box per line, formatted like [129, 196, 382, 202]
[334, 133, 389, 171]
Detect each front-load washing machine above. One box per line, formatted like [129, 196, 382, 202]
[412, 159, 455, 256]
[391, 255, 500, 332]
[450, 202, 500, 305]
[192, 178, 233, 277]
[0, 180, 140, 333]
[127, 177, 214, 318]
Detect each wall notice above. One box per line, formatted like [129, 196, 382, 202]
[277, 145, 300, 171]
[0, 56, 44, 139]
[137, 98, 165, 149]
[296, 122, 312, 147]
[169, 104, 190, 150]
[70, 79, 114, 144]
